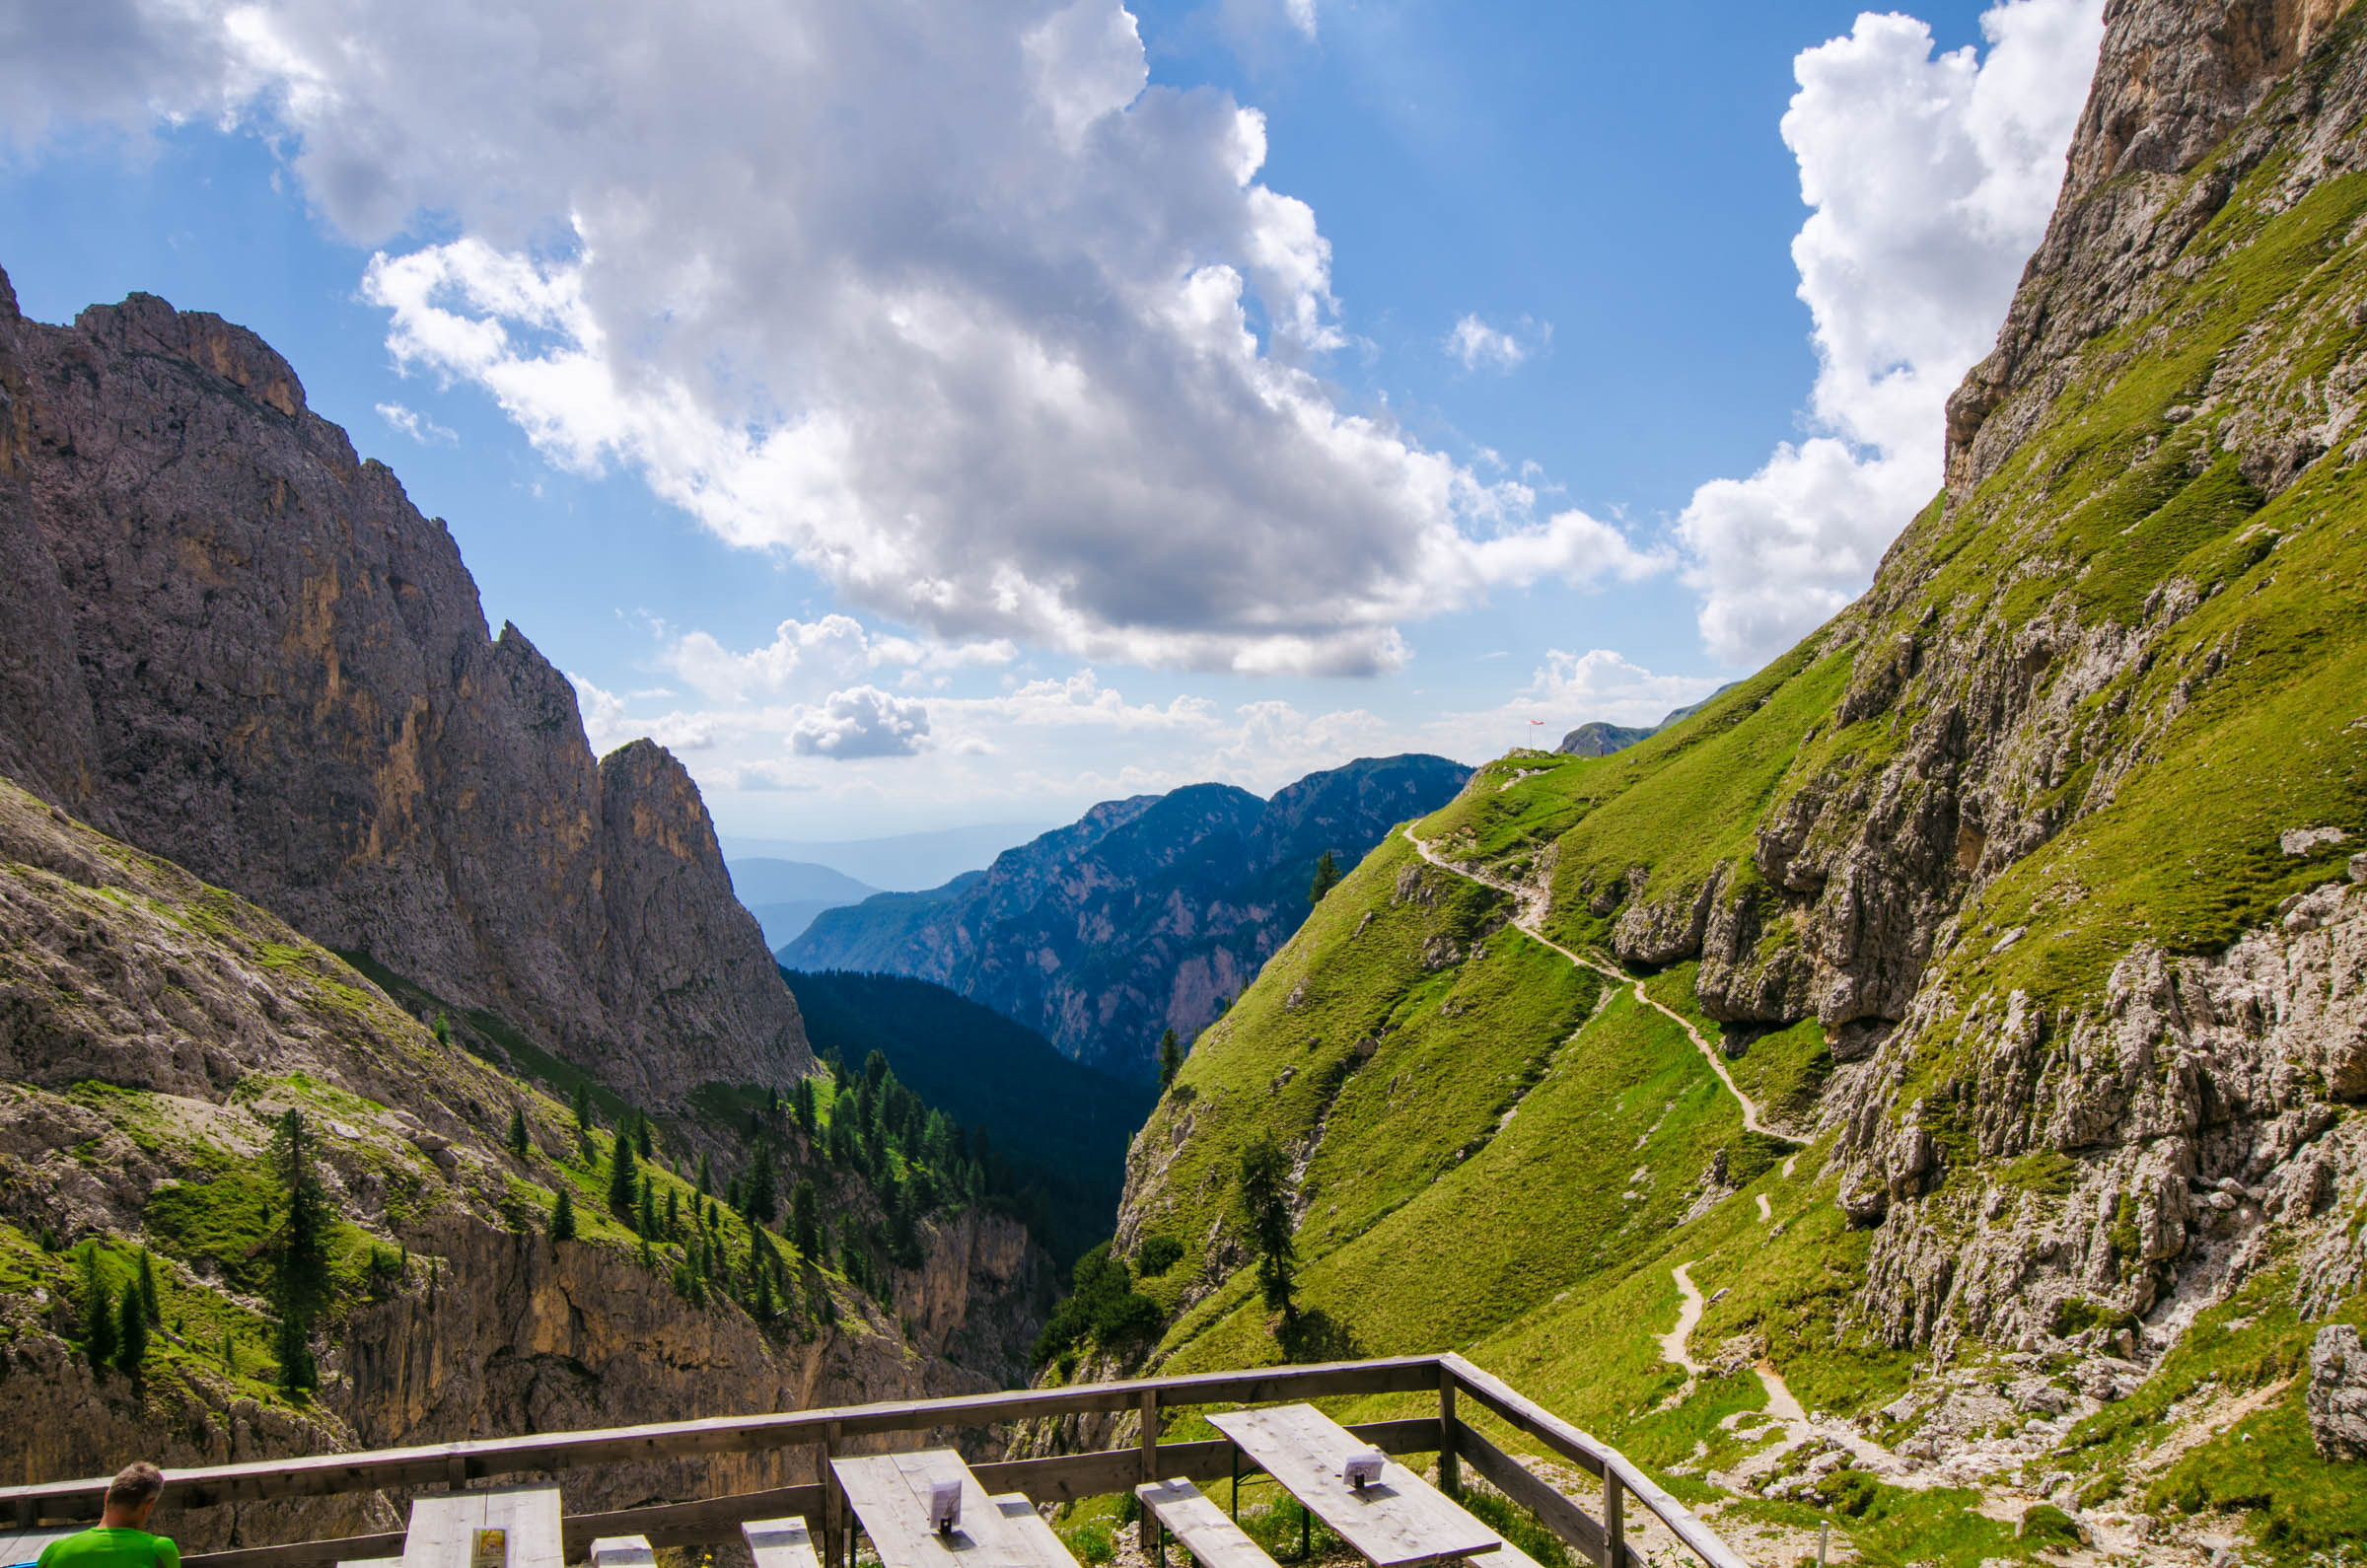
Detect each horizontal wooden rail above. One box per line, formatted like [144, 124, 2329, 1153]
[2, 1356, 1443, 1523]
[7, 1353, 1753, 1568]
[177, 1420, 1445, 1568]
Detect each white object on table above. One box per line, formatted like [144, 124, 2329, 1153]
[1342, 1451, 1387, 1491]
[929, 1479, 963, 1535]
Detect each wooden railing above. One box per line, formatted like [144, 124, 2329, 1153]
[0, 1354, 1749, 1568]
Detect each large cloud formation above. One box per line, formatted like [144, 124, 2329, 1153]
[2, 0, 1658, 677]
[1678, 0, 2105, 667]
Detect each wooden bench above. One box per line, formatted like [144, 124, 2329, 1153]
[1133, 1479, 1275, 1568]
[587, 1539, 656, 1568]
[741, 1517, 823, 1568]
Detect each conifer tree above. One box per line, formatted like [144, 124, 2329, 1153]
[746, 1136, 778, 1224]
[1309, 848, 1341, 904]
[1238, 1137, 1298, 1323]
[696, 1151, 714, 1196]
[792, 1178, 821, 1259]
[794, 1076, 818, 1139]
[608, 1125, 638, 1217]
[753, 1263, 773, 1323]
[270, 1108, 329, 1391]
[638, 1183, 658, 1239]
[1158, 1029, 1183, 1090]
[136, 1248, 160, 1323]
[550, 1183, 578, 1241]
[508, 1104, 532, 1160]
[572, 1079, 594, 1132]
[85, 1272, 117, 1378]
[634, 1111, 654, 1161]
[665, 1187, 681, 1240]
[114, 1289, 147, 1377]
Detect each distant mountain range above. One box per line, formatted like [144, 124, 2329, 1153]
[1556, 684, 1737, 757]
[780, 753, 1472, 1080]
[720, 822, 1053, 891]
[728, 857, 884, 948]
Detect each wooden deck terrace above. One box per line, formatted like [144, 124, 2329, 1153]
[0, 1354, 1750, 1568]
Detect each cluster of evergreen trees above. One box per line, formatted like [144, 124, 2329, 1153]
[526, 1051, 1029, 1337]
[77, 1245, 158, 1384]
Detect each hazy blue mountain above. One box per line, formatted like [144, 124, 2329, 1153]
[782, 754, 1471, 1079]
[727, 856, 880, 905]
[719, 823, 1053, 891]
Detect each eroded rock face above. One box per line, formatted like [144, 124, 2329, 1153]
[0, 273, 808, 1106]
[1836, 877, 2367, 1354]
[2308, 1322, 2367, 1460]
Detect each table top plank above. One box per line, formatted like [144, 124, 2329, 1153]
[1204, 1407, 1498, 1568]
[742, 1517, 823, 1568]
[401, 1487, 562, 1568]
[987, 1495, 1073, 1566]
[1132, 1481, 1276, 1568]
[832, 1452, 1075, 1568]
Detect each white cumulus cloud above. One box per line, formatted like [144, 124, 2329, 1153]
[8, 0, 1663, 677]
[1677, 0, 2104, 667]
[791, 686, 932, 759]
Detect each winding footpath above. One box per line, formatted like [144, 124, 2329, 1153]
[1399, 827, 1784, 1138]
[1400, 829, 2059, 1541]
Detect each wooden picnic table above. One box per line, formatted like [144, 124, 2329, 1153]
[1204, 1406, 1500, 1568]
[829, 1452, 1076, 1568]
[397, 1487, 563, 1568]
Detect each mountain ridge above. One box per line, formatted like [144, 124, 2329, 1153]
[783, 753, 1472, 1078]
[0, 270, 807, 1107]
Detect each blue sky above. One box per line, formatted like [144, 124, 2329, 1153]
[0, 0, 2103, 839]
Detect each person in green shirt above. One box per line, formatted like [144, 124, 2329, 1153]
[34, 1463, 178, 1568]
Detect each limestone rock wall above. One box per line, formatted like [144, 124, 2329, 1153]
[0, 270, 809, 1107]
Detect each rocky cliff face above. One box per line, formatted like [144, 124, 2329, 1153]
[785, 755, 1470, 1079]
[0, 775, 1043, 1533]
[0, 270, 807, 1107]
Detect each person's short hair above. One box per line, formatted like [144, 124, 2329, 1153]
[106, 1463, 164, 1510]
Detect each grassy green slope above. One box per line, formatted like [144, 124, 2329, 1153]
[1110, 30, 2367, 1567]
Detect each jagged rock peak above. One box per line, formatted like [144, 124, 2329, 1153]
[0, 266, 812, 1106]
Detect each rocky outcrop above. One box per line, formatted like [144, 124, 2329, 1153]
[1834, 866, 2367, 1354]
[1555, 688, 1735, 758]
[786, 756, 1470, 1078]
[1555, 723, 1653, 758]
[1949, 0, 2367, 491]
[2309, 1322, 2367, 1460]
[0, 269, 808, 1107]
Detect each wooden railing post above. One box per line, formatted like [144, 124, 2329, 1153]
[1138, 1388, 1159, 1484]
[820, 1419, 842, 1568]
[1601, 1471, 1623, 1568]
[1437, 1366, 1460, 1497]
